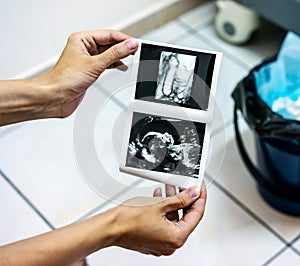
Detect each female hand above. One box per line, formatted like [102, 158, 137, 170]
[0, 30, 139, 126]
[44, 29, 139, 118]
[0, 183, 206, 265]
[114, 182, 207, 256]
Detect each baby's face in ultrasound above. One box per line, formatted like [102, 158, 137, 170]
[149, 137, 166, 153]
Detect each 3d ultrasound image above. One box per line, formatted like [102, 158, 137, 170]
[125, 112, 206, 178]
[155, 51, 196, 104]
[135, 43, 216, 110]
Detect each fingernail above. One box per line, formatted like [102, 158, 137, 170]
[187, 186, 199, 198]
[125, 39, 139, 50]
[201, 180, 206, 191]
[117, 64, 128, 71]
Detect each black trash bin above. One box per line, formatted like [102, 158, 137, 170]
[232, 56, 300, 216]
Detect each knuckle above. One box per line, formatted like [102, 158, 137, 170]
[109, 45, 122, 59]
[107, 30, 117, 42]
[176, 194, 187, 209]
[172, 239, 183, 249]
[176, 238, 185, 249]
[68, 32, 80, 41]
[163, 249, 176, 256]
[170, 232, 185, 249]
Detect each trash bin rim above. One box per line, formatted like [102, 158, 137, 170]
[232, 55, 300, 142]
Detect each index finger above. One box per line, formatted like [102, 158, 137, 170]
[178, 181, 207, 233]
[89, 29, 132, 45]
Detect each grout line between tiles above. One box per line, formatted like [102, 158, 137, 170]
[89, 88, 234, 222]
[290, 233, 300, 246]
[211, 118, 233, 137]
[176, 19, 251, 70]
[94, 83, 127, 109]
[83, 118, 234, 221]
[205, 172, 290, 246]
[0, 168, 55, 230]
[290, 233, 300, 256]
[208, 114, 300, 259]
[75, 179, 145, 221]
[260, 246, 288, 266]
[168, 30, 196, 45]
[0, 123, 25, 138]
[176, 17, 215, 34]
[291, 246, 300, 256]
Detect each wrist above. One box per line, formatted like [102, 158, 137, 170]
[32, 74, 63, 119]
[0, 77, 61, 126]
[92, 206, 131, 249]
[105, 205, 140, 248]
[74, 207, 130, 254]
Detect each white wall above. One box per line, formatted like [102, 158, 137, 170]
[0, 0, 177, 79]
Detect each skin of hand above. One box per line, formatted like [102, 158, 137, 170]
[43, 29, 139, 118]
[0, 183, 206, 265]
[0, 30, 139, 125]
[114, 182, 207, 256]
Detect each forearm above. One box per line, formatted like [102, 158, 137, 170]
[0, 208, 122, 266]
[0, 77, 59, 126]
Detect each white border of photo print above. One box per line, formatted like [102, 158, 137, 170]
[119, 39, 222, 188]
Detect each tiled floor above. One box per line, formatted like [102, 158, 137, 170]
[1, 1, 299, 265]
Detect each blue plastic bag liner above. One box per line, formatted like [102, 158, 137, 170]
[254, 32, 300, 121]
[232, 60, 300, 141]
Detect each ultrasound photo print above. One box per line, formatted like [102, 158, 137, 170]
[135, 43, 216, 110]
[155, 52, 196, 105]
[125, 112, 206, 178]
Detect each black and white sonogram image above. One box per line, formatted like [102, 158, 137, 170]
[125, 112, 206, 178]
[135, 43, 216, 110]
[155, 52, 196, 104]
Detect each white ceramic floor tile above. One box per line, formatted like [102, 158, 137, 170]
[0, 174, 50, 246]
[205, 120, 300, 242]
[175, 33, 215, 51]
[294, 238, 300, 253]
[178, 1, 215, 28]
[86, 184, 284, 266]
[0, 122, 25, 137]
[197, 21, 285, 69]
[90, 84, 165, 205]
[77, 181, 176, 221]
[93, 56, 136, 107]
[140, 20, 186, 44]
[0, 87, 122, 228]
[0, 4, 297, 265]
[268, 249, 300, 266]
[67, 77, 165, 218]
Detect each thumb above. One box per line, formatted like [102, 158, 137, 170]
[161, 186, 200, 213]
[95, 38, 139, 70]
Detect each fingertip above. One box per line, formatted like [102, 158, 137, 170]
[125, 38, 139, 51]
[117, 63, 128, 71]
[96, 39, 138, 70]
[200, 181, 207, 200]
[153, 187, 162, 197]
[165, 184, 176, 197]
[186, 186, 200, 199]
[201, 180, 206, 190]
